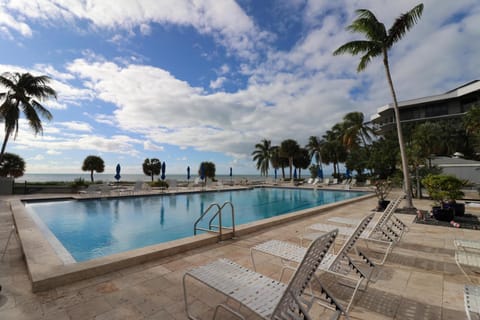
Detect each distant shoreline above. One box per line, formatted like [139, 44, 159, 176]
[15, 173, 289, 183]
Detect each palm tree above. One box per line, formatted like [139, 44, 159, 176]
[0, 152, 26, 178]
[82, 155, 105, 182]
[279, 139, 300, 180]
[252, 139, 273, 177]
[464, 105, 480, 135]
[306, 136, 324, 170]
[341, 112, 376, 150]
[0, 72, 57, 162]
[142, 158, 161, 181]
[333, 4, 424, 208]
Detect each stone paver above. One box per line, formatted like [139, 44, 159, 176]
[0, 190, 479, 319]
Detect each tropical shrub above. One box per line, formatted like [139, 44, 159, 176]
[0, 152, 25, 178]
[421, 174, 466, 206]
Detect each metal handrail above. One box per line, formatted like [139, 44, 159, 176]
[194, 203, 221, 235]
[193, 201, 235, 240]
[208, 201, 235, 238]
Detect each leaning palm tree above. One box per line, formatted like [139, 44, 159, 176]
[252, 139, 273, 177]
[333, 4, 424, 208]
[0, 72, 57, 162]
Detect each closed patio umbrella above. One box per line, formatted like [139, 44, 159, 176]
[161, 162, 166, 180]
[200, 163, 205, 181]
[187, 166, 191, 181]
[317, 167, 323, 179]
[114, 163, 121, 182]
[274, 168, 277, 180]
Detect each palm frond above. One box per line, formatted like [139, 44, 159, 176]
[333, 40, 376, 56]
[0, 73, 15, 90]
[30, 100, 53, 121]
[387, 3, 424, 46]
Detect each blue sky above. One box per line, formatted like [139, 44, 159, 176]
[0, 0, 479, 176]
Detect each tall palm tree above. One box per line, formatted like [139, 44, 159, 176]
[323, 124, 347, 177]
[333, 4, 424, 208]
[279, 139, 300, 180]
[341, 112, 376, 150]
[306, 136, 324, 169]
[0, 72, 57, 162]
[252, 139, 273, 177]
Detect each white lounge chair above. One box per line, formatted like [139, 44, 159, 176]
[455, 239, 480, 251]
[465, 284, 480, 320]
[183, 230, 347, 320]
[455, 240, 480, 283]
[301, 197, 405, 265]
[251, 213, 376, 313]
[325, 194, 407, 239]
[78, 184, 101, 196]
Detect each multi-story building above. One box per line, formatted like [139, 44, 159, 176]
[370, 80, 480, 134]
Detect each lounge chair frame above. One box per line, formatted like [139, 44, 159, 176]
[183, 230, 346, 320]
[250, 214, 376, 314]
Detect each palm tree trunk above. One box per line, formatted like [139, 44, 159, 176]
[289, 157, 293, 181]
[90, 170, 94, 183]
[383, 51, 413, 208]
[0, 130, 11, 163]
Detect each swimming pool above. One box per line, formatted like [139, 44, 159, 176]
[25, 187, 367, 262]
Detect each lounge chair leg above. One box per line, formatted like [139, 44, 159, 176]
[1, 225, 16, 262]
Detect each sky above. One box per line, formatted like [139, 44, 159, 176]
[0, 0, 479, 177]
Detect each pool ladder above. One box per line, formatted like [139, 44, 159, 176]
[193, 202, 235, 241]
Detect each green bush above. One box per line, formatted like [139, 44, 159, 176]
[150, 180, 169, 188]
[421, 174, 466, 205]
[71, 178, 88, 188]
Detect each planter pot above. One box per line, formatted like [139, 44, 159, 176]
[453, 203, 465, 217]
[377, 200, 390, 211]
[432, 206, 454, 222]
[443, 202, 465, 217]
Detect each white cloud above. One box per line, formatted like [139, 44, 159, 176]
[209, 77, 226, 90]
[57, 121, 93, 132]
[0, 10, 32, 37]
[30, 154, 44, 161]
[143, 140, 164, 152]
[1, 0, 272, 60]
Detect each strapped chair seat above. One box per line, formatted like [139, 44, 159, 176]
[251, 214, 376, 314]
[464, 285, 480, 320]
[183, 230, 346, 320]
[455, 239, 480, 251]
[456, 250, 480, 283]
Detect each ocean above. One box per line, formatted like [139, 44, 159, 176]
[15, 173, 274, 183]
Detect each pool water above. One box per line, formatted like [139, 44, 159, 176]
[25, 188, 367, 262]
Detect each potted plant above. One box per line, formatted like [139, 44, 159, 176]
[421, 174, 466, 221]
[374, 180, 392, 211]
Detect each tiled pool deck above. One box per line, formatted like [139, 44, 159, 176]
[0, 187, 479, 319]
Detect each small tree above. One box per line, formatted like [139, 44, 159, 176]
[422, 174, 466, 207]
[82, 155, 105, 182]
[199, 161, 216, 180]
[142, 158, 161, 181]
[0, 152, 25, 178]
